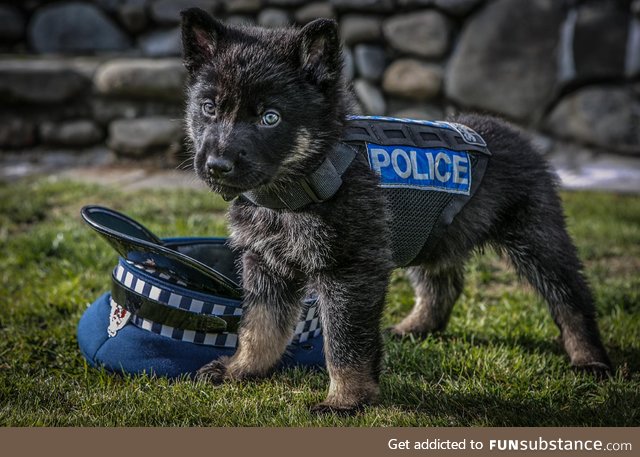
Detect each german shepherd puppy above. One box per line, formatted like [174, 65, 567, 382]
[180, 8, 611, 413]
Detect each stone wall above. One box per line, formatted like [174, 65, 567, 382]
[0, 0, 638, 162]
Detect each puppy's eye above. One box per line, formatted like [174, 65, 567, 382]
[261, 110, 280, 127]
[201, 100, 215, 117]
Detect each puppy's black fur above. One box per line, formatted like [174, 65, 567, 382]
[181, 8, 612, 413]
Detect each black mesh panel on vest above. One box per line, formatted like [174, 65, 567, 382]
[384, 188, 453, 267]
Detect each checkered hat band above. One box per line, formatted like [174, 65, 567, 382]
[113, 260, 322, 347]
[114, 261, 241, 316]
[128, 309, 239, 348]
[126, 311, 322, 348]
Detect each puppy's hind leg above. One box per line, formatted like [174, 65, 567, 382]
[391, 265, 464, 337]
[499, 207, 612, 374]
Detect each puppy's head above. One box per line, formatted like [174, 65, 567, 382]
[181, 8, 346, 199]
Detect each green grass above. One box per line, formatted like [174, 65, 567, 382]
[0, 177, 638, 426]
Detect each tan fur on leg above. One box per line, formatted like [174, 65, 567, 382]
[392, 265, 463, 337]
[562, 329, 611, 374]
[197, 303, 299, 382]
[225, 304, 295, 379]
[313, 366, 380, 413]
[392, 296, 443, 336]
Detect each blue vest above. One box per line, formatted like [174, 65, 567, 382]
[344, 116, 491, 266]
[243, 116, 492, 267]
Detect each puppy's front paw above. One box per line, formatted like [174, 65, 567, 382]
[196, 356, 230, 384]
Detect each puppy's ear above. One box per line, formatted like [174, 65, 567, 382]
[298, 18, 341, 87]
[181, 8, 224, 76]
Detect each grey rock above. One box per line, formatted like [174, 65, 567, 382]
[446, 0, 564, 121]
[557, 7, 577, 84]
[0, 83, 94, 120]
[95, 0, 122, 12]
[572, 1, 629, 81]
[353, 44, 386, 81]
[257, 9, 291, 28]
[0, 60, 90, 103]
[0, 5, 26, 41]
[382, 59, 442, 100]
[53, 167, 206, 191]
[118, 0, 148, 33]
[548, 143, 640, 193]
[433, 0, 482, 15]
[39, 120, 104, 147]
[92, 98, 183, 124]
[342, 47, 355, 81]
[387, 98, 444, 120]
[354, 79, 386, 115]
[0, 148, 116, 182]
[330, 0, 394, 12]
[395, 0, 430, 5]
[340, 15, 382, 45]
[391, 106, 443, 120]
[139, 27, 181, 57]
[0, 104, 93, 124]
[64, 58, 104, 80]
[29, 2, 131, 54]
[92, 99, 139, 124]
[528, 131, 554, 156]
[0, 118, 36, 148]
[94, 58, 186, 101]
[225, 15, 256, 26]
[628, 17, 640, 77]
[224, 0, 263, 13]
[383, 11, 450, 58]
[294, 2, 335, 24]
[151, 0, 219, 24]
[265, 0, 307, 5]
[108, 116, 184, 156]
[442, 104, 458, 118]
[42, 147, 115, 168]
[398, 0, 482, 15]
[19, 1, 49, 12]
[545, 86, 639, 154]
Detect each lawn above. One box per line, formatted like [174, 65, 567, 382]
[0, 177, 638, 426]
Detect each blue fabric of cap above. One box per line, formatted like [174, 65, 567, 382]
[78, 205, 326, 379]
[78, 292, 325, 378]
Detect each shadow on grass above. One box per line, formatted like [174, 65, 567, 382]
[607, 345, 640, 376]
[382, 332, 640, 426]
[433, 332, 563, 356]
[390, 331, 640, 375]
[384, 385, 640, 426]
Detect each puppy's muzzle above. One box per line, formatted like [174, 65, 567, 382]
[206, 156, 234, 178]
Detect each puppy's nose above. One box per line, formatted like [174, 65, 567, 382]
[206, 156, 234, 177]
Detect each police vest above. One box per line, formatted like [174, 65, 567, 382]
[242, 115, 491, 267]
